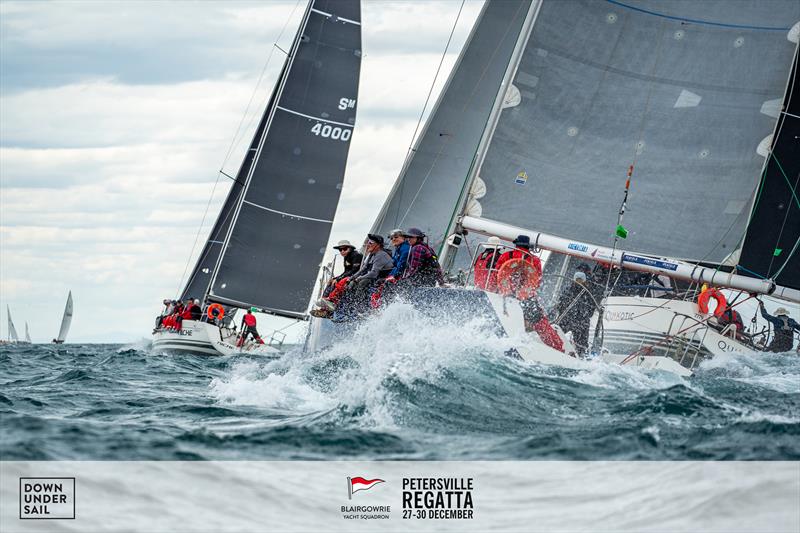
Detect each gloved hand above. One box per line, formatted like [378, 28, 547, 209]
[385, 276, 396, 283]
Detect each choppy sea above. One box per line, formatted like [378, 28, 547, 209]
[2, 303, 799, 461]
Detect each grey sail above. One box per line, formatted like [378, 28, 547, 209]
[7, 305, 18, 342]
[472, 0, 798, 263]
[371, 0, 533, 248]
[25, 322, 31, 343]
[57, 291, 73, 343]
[209, 0, 362, 318]
[180, 62, 288, 303]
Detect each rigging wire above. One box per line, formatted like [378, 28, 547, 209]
[388, 0, 466, 228]
[173, 1, 303, 299]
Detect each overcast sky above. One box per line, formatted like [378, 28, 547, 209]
[0, 0, 484, 343]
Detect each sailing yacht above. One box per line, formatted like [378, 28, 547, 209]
[310, 0, 799, 376]
[52, 291, 73, 344]
[4, 305, 20, 344]
[152, 0, 362, 356]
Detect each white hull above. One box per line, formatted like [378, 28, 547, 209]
[152, 320, 280, 357]
[599, 296, 760, 368]
[483, 292, 693, 377]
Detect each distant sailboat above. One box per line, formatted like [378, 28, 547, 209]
[6, 305, 19, 343]
[52, 291, 73, 344]
[23, 322, 31, 344]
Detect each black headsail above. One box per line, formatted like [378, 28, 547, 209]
[738, 44, 799, 294]
[208, 0, 361, 319]
[180, 63, 287, 303]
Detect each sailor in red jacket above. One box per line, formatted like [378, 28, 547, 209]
[473, 236, 503, 291]
[238, 309, 264, 346]
[494, 234, 542, 274]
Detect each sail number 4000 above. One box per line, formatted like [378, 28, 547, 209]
[311, 122, 351, 141]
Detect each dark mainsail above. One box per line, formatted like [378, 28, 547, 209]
[738, 45, 799, 292]
[180, 63, 287, 303]
[472, 0, 798, 263]
[370, 0, 533, 248]
[208, 0, 361, 318]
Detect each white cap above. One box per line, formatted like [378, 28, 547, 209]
[486, 236, 502, 248]
[574, 272, 587, 282]
[333, 240, 354, 250]
[774, 307, 789, 316]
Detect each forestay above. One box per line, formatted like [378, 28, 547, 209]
[371, 0, 533, 249]
[209, 0, 362, 318]
[738, 44, 799, 293]
[472, 0, 798, 263]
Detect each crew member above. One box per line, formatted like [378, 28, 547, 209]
[386, 229, 410, 280]
[325, 240, 362, 294]
[759, 303, 799, 353]
[338, 234, 394, 316]
[473, 236, 503, 291]
[553, 271, 596, 355]
[401, 228, 444, 287]
[494, 235, 542, 275]
[238, 309, 264, 346]
[717, 305, 745, 340]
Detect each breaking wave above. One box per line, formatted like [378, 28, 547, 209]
[2, 304, 798, 460]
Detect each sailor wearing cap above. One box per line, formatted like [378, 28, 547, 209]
[386, 229, 410, 281]
[494, 234, 542, 276]
[401, 228, 444, 287]
[474, 236, 505, 290]
[329, 239, 363, 286]
[759, 302, 799, 353]
[346, 234, 394, 288]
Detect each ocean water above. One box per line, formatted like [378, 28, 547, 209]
[2, 302, 799, 461]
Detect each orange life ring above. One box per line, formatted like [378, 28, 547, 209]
[496, 258, 541, 299]
[697, 288, 726, 317]
[207, 303, 225, 320]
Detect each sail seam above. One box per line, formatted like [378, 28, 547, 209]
[310, 8, 360, 26]
[242, 200, 333, 224]
[604, 0, 791, 31]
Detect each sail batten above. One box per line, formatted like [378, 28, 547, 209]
[208, 0, 362, 314]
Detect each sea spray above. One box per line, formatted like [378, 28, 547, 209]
[1, 336, 798, 460]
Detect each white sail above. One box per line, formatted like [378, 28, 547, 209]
[57, 291, 73, 343]
[7, 305, 19, 342]
[25, 322, 31, 343]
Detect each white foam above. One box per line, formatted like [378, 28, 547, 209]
[207, 300, 513, 428]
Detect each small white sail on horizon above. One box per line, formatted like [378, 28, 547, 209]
[54, 291, 73, 344]
[25, 322, 31, 344]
